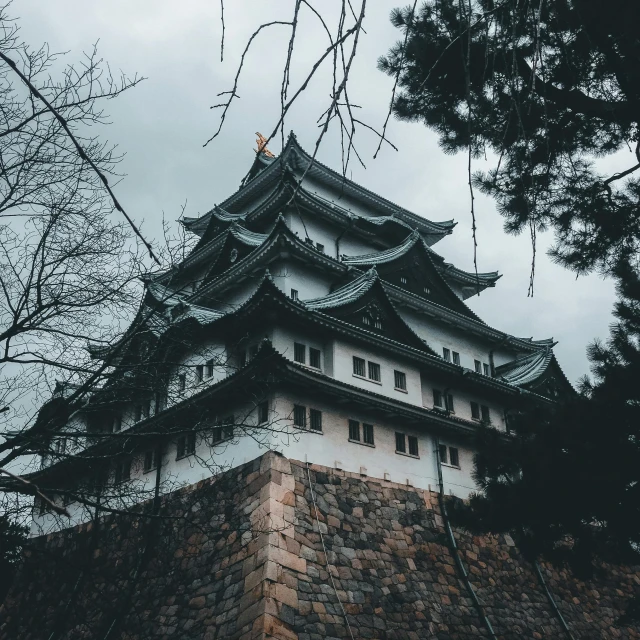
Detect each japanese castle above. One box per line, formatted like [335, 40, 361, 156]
[32, 133, 573, 532]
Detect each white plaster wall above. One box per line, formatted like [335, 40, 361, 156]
[271, 326, 327, 371]
[330, 338, 423, 407]
[268, 258, 332, 301]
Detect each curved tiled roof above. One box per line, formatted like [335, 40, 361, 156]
[497, 348, 557, 386]
[303, 268, 378, 310]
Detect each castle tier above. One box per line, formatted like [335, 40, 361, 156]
[31, 133, 573, 534]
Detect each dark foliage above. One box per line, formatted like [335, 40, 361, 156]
[0, 515, 28, 603]
[380, 0, 640, 275]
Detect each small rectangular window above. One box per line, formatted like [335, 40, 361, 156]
[445, 393, 454, 413]
[315, 242, 324, 253]
[394, 370, 407, 390]
[222, 417, 234, 440]
[483, 363, 490, 376]
[443, 348, 451, 362]
[293, 404, 306, 428]
[290, 289, 299, 301]
[294, 342, 306, 364]
[439, 444, 448, 465]
[143, 449, 157, 472]
[177, 432, 196, 459]
[471, 401, 480, 420]
[474, 360, 482, 373]
[206, 358, 214, 378]
[363, 423, 374, 445]
[195, 364, 204, 383]
[449, 447, 460, 467]
[348, 419, 360, 441]
[309, 409, 322, 432]
[309, 347, 321, 369]
[395, 432, 406, 453]
[408, 436, 419, 457]
[481, 405, 491, 423]
[452, 351, 460, 365]
[114, 459, 131, 485]
[368, 361, 381, 382]
[178, 374, 186, 392]
[258, 401, 269, 424]
[433, 389, 443, 408]
[353, 356, 366, 377]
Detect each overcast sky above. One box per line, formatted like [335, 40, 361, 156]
[14, 0, 618, 385]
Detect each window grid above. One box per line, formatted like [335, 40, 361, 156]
[293, 404, 306, 428]
[309, 409, 322, 432]
[294, 342, 306, 364]
[309, 347, 321, 369]
[353, 356, 366, 377]
[394, 370, 407, 390]
[348, 419, 360, 441]
[258, 401, 269, 424]
[368, 361, 381, 382]
[363, 423, 374, 445]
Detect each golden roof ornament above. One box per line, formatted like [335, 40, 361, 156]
[254, 132, 275, 158]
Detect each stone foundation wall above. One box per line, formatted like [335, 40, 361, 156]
[1, 452, 639, 639]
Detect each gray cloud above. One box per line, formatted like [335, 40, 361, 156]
[14, 0, 616, 384]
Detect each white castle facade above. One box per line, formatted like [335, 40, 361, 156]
[31, 134, 572, 534]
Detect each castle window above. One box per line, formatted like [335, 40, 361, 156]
[440, 445, 460, 468]
[196, 364, 204, 383]
[55, 438, 67, 455]
[309, 409, 322, 432]
[408, 436, 419, 457]
[400, 276, 408, 285]
[368, 361, 381, 382]
[394, 370, 407, 391]
[474, 359, 482, 373]
[443, 348, 451, 362]
[445, 393, 455, 413]
[471, 401, 480, 420]
[206, 359, 215, 378]
[362, 314, 371, 326]
[178, 374, 186, 392]
[315, 242, 325, 253]
[424, 286, 430, 295]
[177, 432, 196, 459]
[353, 356, 366, 377]
[309, 347, 321, 369]
[212, 417, 234, 443]
[348, 419, 360, 441]
[395, 432, 406, 453]
[396, 432, 418, 457]
[290, 289, 299, 301]
[433, 389, 443, 408]
[293, 404, 306, 428]
[452, 351, 460, 366]
[294, 342, 306, 364]
[363, 423, 374, 445]
[483, 363, 490, 376]
[143, 448, 158, 473]
[258, 401, 269, 425]
[114, 459, 131, 485]
[374, 317, 383, 330]
[481, 405, 491, 423]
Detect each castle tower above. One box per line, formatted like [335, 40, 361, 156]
[31, 132, 574, 534]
